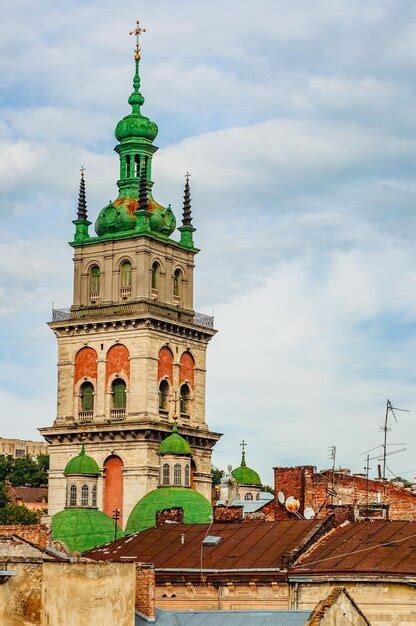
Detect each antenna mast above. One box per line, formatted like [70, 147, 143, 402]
[381, 400, 409, 481]
[328, 445, 336, 505]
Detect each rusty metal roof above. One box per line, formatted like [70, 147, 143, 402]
[291, 520, 416, 576]
[136, 609, 312, 625]
[85, 520, 322, 572]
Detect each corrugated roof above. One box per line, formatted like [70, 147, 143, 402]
[291, 520, 416, 576]
[86, 520, 322, 571]
[136, 609, 312, 625]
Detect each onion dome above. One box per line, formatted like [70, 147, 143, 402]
[64, 444, 100, 476]
[125, 486, 212, 534]
[159, 421, 192, 456]
[115, 59, 158, 143]
[231, 445, 261, 486]
[51, 508, 121, 553]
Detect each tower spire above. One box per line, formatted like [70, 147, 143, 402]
[139, 157, 149, 211]
[182, 172, 193, 227]
[77, 167, 87, 220]
[128, 19, 147, 113]
[240, 440, 247, 467]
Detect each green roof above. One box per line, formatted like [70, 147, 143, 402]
[231, 450, 261, 486]
[64, 444, 100, 476]
[52, 508, 121, 553]
[159, 422, 192, 456]
[125, 487, 212, 534]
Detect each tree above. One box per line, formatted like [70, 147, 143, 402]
[0, 503, 40, 525]
[262, 484, 275, 495]
[6, 454, 49, 487]
[0, 456, 13, 482]
[211, 466, 224, 487]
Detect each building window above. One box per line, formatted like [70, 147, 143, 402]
[112, 379, 126, 409]
[92, 485, 97, 507]
[151, 262, 160, 292]
[120, 261, 132, 289]
[69, 484, 77, 506]
[180, 383, 191, 415]
[159, 380, 170, 412]
[174, 463, 182, 486]
[184, 464, 190, 487]
[173, 269, 183, 299]
[244, 492, 253, 501]
[125, 155, 131, 177]
[15, 449, 25, 457]
[162, 463, 170, 486]
[80, 381, 94, 413]
[81, 484, 89, 506]
[89, 265, 100, 301]
[256, 493, 260, 501]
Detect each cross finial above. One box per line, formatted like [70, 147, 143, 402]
[129, 19, 147, 61]
[240, 440, 246, 453]
[80, 166, 85, 180]
[240, 440, 247, 466]
[185, 171, 191, 183]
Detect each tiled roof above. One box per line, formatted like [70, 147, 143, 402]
[291, 520, 416, 576]
[7, 485, 47, 503]
[86, 520, 323, 572]
[136, 609, 312, 625]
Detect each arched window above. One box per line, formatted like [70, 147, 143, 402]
[173, 269, 183, 299]
[80, 381, 94, 413]
[151, 262, 160, 293]
[244, 492, 253, 501]
[174, 463, 182, 486]
[69, 484, 77, 506]
[112, 379, 126, 409]
[180, 383, 191, 416]
[159, 379, 170, 412]
[125, 154, 131, 177]
[81, 484, 89, 506]
[89, 265, 100, 301]
[92, 485, 97, 507]
[184, 464, 190, 487]
[162, 463, 170, 486]
[134, 154, 140, 177]
[120, 261, 132, 290]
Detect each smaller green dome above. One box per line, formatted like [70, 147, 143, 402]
[52, 508, 121, 553]
[231, 448, 261, 486]
[64, 444, 100, 476]
[159, 422, 192, 456]
[125, 487, 212, 534]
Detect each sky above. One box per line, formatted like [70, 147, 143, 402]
[2, 0, 416, 487]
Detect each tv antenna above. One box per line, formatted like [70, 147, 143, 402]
[328, 445, 336, 504]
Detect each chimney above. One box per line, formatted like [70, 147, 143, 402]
[135, 563, 155, 622]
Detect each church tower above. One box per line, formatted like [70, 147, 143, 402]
[39, 22, 221, 526]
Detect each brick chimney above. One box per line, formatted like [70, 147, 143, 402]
[135, 563, 155, 622]
[274, 466, 315, 514]
[156, 507, 184, 526]
[213, 504, 244, 523]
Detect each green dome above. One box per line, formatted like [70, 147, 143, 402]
[64, 444, 100, 476]
[159, 422, 192, 456]
[232, 465, 262, 486]
[125, 486, 212, 534]
[115, 112, 158, 142]
[52, 508, 121, 553]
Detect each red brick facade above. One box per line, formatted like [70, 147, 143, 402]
[74, 347, 97, 385]
[105, 344, 130, 385]
[0, 524, 50, 549]
[158, 347, 174, 383]
[274, 465, 416, 521]
[179, 351, 194, 387]
[135, 564, 155, 621]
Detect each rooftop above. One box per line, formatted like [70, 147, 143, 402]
[136, 608, 312, 625]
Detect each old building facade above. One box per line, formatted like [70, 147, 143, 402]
[39, 29, 221, 525]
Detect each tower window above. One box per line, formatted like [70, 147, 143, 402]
[244, 492, 253, 501]
[120, 261, 132, 293]
[180, 383, 191, 416]
[184, 464, 190, 487]
[92, 485, 97, 507]
[81, 484, 89, 506]
[125, 155, 131, 177]
[89, 265, 100, 301]
[135, 154, 140, 177]
[112, 379, 126, 409]
[173, 268, 183, 299]
[69, 484, 77, 506]
[80, 381, 94, 413]
[159, 379, 170, 412]
[162, 463, 170, 486]
[151, 262, 160, 293]
[174, 463, 182, 486]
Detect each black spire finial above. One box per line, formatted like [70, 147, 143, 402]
[182, 172, 192, 226]
[139, 157, 149, 211]
[77, 167, 87, 220]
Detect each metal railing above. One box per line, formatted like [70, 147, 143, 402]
[52, 308, 71, 321]
[193, 311, 214, 329]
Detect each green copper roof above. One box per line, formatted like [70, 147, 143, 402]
[231, 450, 261, 486]
[64, 444, 100, 476]
[52, 508, 121, 553]
[115, 59, 158, 142]
[159, 422, 192, 456]
[125, 486, 212, 534]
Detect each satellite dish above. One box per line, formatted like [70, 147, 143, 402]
[278, 491, 285, 504]
[285, 496, 300, 513]
[304, 507, 316, 520]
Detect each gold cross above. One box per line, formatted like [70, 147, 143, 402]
[129, 19, 147, 60]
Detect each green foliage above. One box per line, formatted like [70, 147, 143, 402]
[0, 502, 40, 525]
[0, 482, 8, 508]
[0, 454, 49, 487]
[211, 466, 224, 487]
[392, 476, 412, 488]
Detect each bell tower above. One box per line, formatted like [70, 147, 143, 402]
[40, 22, 221, 525]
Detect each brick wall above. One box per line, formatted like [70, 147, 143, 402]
[274, 466, 416, 521]
[135, 563, 155, 621]
[213, 505, 244, 523]
[156, 507, 184, 526]
[0, 525, 50, 549]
